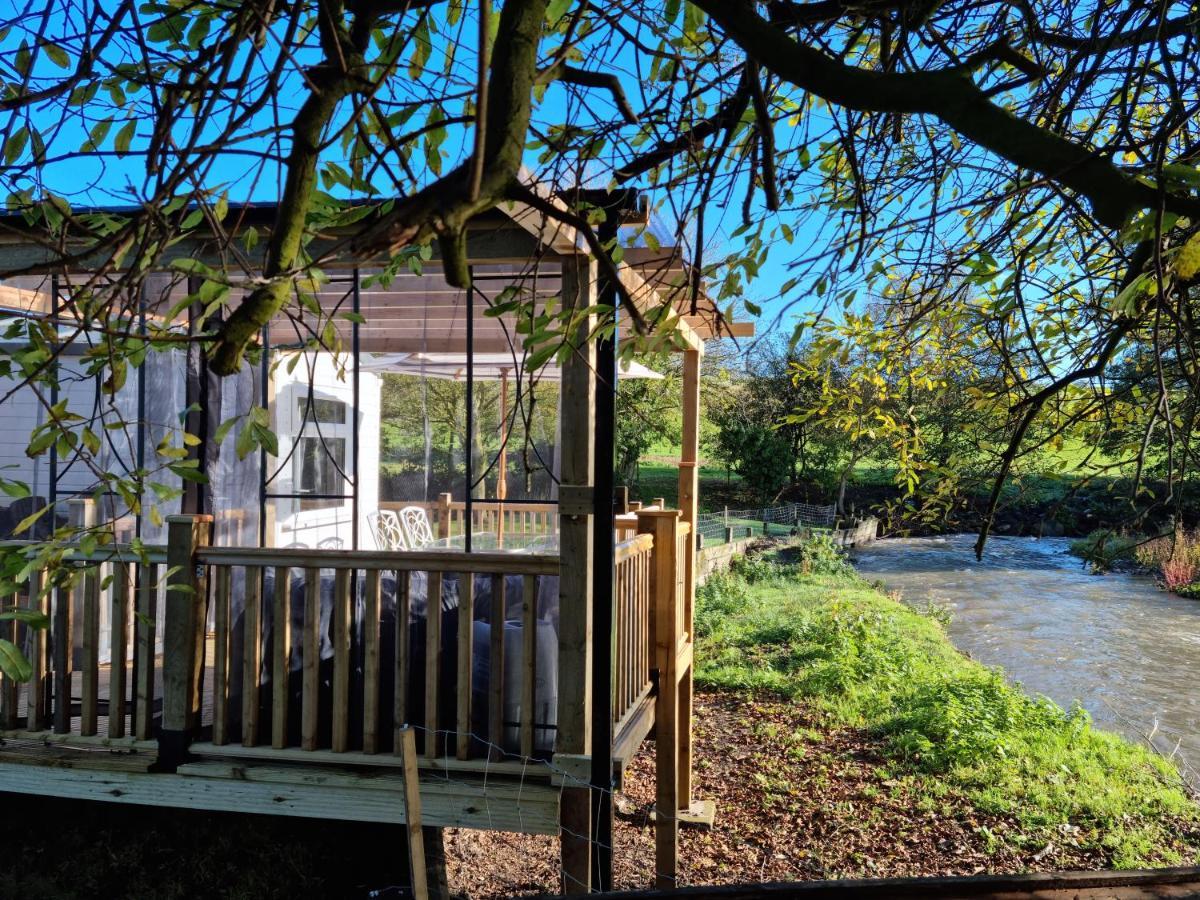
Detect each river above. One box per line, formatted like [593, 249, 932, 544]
[853, 534, 1200, 782]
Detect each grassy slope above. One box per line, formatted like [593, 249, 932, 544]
[630, 458, 747, 511]
[695, 549, 1200, 868]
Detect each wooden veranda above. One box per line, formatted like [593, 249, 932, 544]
[0, 190, 752, 893]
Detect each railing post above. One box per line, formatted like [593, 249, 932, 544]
[159, 513, 212, 770]
[637, 507, 680, 889]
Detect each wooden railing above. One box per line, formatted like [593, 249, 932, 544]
[632, 506, 696, 885]
[194, 540, 559, 763]
[379, 496, 558, 547]
[676, 522, 691, 645]
[0, 543, 166, 743]
[613, 533, 654, 731]
[0, 498, 698, 856]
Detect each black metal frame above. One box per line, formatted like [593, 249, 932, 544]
[258, 271, 362, 547]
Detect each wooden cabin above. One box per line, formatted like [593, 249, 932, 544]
[0, 190, 752, 893]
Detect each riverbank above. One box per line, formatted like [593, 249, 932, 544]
[695, 546, 1200, 869]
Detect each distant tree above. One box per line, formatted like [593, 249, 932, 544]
[615, 372, 680, 487]
[705, 371, 795, 502]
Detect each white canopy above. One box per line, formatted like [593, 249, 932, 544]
[358, 351, 664, 381]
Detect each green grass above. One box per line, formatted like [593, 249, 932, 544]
[629, 457, 741, 510]
[695, 546, 1200, 867]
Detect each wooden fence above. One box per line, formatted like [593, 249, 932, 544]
[194, 540, 558, 763]
[0, 543, 167, 744]
[613, 533, 654, 733]
[379, 496, 558, 547]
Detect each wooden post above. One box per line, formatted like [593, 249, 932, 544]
[160, 514, 212, 768]
[134, 562, 158, 740]
[676, 349, 701, 811]
[26, 570, 48, 731]
[109, 562, 131, 739]
[637, 508, 680, 889]
[398, 725, 430, 900]
[615, 486, 629, 516]
[556, 253, 596, 895]
[436, 492, 453, 541]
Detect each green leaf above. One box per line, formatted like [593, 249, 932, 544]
[546, 0, 571, 23]
[12, 503, 48, 537]
[4, 127, 28, 166]
[213, 415, 240, 447]
[186, 14, 211, 49]
[114, 119, 135, 155]
[0, 638, 32, 682]
[0, 608, 49, 628]
[42, 42, 70, 69]
[409, 17, 431, 79]
[423, 105, 448, 176]
[83, 117, 114, 151]
[0, 477, 30, 499]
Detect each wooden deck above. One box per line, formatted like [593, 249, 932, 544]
[0, 747, 560, 832]
[0, 641, 561, 832]
[0, 501, 696, 893]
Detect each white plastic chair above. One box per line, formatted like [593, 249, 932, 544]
[368, 510, 408, 550]
[398, 505, 436, 549]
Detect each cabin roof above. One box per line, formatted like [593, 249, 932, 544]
[0, 188, 753, 353]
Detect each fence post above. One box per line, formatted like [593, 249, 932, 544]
[436, 492, 453, 540]
[637, 508, 680, 889]
[159, 513, 212, 770]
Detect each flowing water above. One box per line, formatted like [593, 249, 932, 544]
[853, 534, 1200, 782]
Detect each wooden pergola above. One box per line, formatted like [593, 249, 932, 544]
[0, 188, 752, 894]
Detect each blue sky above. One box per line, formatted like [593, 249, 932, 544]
[7, 4, 819, 350]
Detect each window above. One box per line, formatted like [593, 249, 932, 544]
[297, 397, 345, 424]
[294, 396, 348, 510]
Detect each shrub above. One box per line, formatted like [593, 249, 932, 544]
[730, 554, 788, 583]
[1162, 554, 1197, 590]
[883, 670, 1086, 772]
[1134, 535, 1174, 570]
[694, 572, 748, 638]
[1142, 530, 1200, 591]
[1070, 529, 1138, 569]
[797, 532, 854, 577]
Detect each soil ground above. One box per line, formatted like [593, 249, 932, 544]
[442, 690, 1124, 898]
[0, 687, 1188, 898]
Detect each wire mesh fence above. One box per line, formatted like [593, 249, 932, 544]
[695, 502, 837, 546]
